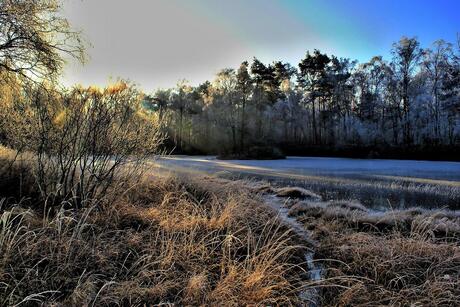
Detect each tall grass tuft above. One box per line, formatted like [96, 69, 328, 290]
[0, 154, 309, 305]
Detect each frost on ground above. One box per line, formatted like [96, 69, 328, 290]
[249, 180, 460, 306]
[279, 185, 460, 306]
[159, 156, 460, 181]
[156, 156, 460, 210]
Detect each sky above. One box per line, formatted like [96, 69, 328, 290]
[61, 0, 460, 91]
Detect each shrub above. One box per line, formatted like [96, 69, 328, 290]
[2, 81, 164, 208]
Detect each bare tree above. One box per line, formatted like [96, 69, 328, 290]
[391, 37, 421, 144]
[425, 41, 452, 141]
[0, 0, 85, 82]
[213, 68, 239, 153]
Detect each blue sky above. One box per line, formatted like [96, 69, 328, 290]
[61, 0, 460, 90]
[288, 0, 460, 61]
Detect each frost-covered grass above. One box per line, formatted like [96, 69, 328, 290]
[156, 156, 460, 210]
[285, 194, 460, 306]
[277, 176, 460, 210]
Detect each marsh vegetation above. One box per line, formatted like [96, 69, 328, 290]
[0, 152, 311, 305]
[0, 0, 459, 306]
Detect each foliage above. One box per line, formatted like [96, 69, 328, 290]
[0, 0, 85, 82]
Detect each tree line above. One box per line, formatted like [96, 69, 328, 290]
[146, 36, 460, 159]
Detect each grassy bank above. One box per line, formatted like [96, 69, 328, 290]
[286, 196, 460, 306]
[0, 151, 309, 306]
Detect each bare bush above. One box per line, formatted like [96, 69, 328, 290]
[3, 81, 164, 207]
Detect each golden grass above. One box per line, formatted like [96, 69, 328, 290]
[0, 152, 308, 306]
[275, 186, 322, 200]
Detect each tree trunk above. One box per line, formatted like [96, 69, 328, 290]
[240, 98, 246, 153]
[312, 98, 317, 144]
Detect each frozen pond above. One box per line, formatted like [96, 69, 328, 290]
[157, 156, 460, 181]
[154, 156, 460, 210]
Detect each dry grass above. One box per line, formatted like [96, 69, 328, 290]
[250, 183, 322, 201]
[5, 146, 458, 306]
[317, 232, 460, 306]
[265, 174, 460, 210]
[0, 152, 309, 306]
[288, 197, 460, 306]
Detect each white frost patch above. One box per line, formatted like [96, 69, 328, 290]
[263, 194, 322, 306]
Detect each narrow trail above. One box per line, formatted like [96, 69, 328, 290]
[262, 194, 323, 306]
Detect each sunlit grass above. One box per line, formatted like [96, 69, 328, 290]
[0, 152, 311, 306]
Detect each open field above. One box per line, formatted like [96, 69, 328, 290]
[157, 156, 460, 181]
